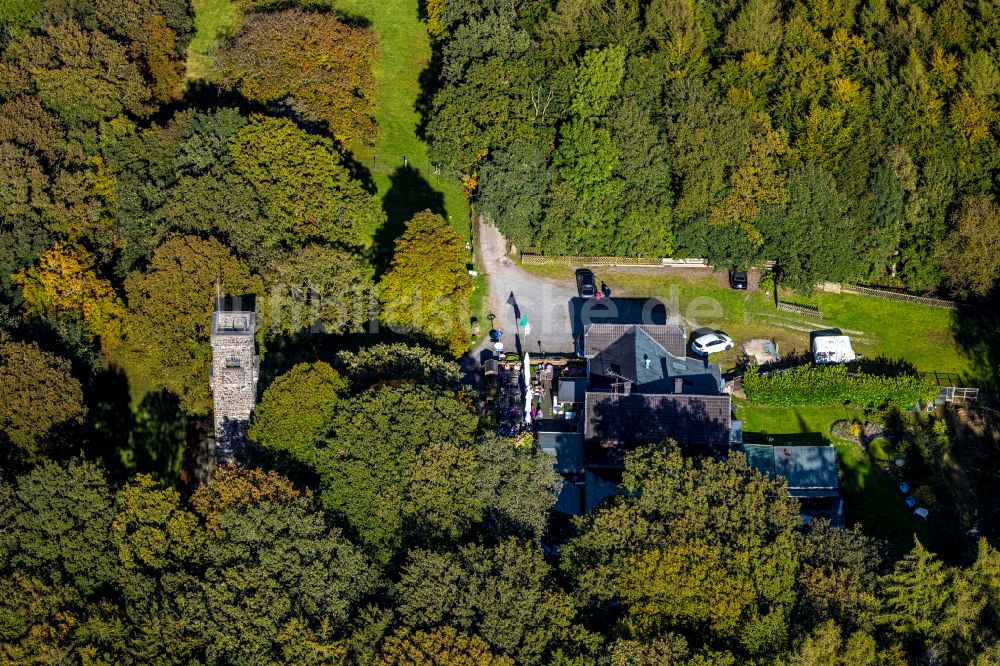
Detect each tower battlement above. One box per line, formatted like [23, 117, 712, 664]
[210, 309, 258, 465]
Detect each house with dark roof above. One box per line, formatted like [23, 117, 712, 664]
[585, 324, 723, 395]
[738, 443, 845, 526]
[541, 322, 740, 514]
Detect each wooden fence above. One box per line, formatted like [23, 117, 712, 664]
[841, 284, 958, 310]
[519, 254, 679, 267]
[518, 254, 781, 271]
[776, 301, 823, 318]
[519, 254, 710, 268]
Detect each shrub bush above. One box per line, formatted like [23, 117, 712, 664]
[743, 364, 937, 408]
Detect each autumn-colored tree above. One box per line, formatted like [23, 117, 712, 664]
[379, 210, 474, 356]
[377, 626, 515, 666]
[140, 14, 185, 102]
[119, 235, 263, 415]
[219, 10, 378, 145]
[13, 242, 126, 348]
[0, 335, 86, 461]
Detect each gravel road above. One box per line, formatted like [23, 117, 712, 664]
[476, 220, 578, 355]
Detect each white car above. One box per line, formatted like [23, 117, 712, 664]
[691, 332, 734, 355]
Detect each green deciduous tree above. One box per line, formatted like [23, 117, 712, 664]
[397, 539, 577, 664]
[119, 235, 263, 415]
[787, 620, 882, 666]
[334, 343, 466, 393]
[761, 163, 859, 289]
[379, 210, 474, 357]
[4, 21, 150, 126]
[258, 244, 374, 336]
[189, 468, 378, 664]
[562, 445, 800, 656]
[794, 521, 882, 631]
[4, 459, 116, 596]
[248, 362, 348, 464]
[377, 625, 515, 666]
[0, 335, 86, 462]
[229, 117, 384, 250]
[935, 195, 1000, 299]
[477, 139, 553, 249]
[314, 384, 479, 563]
[0, 572, 81, 664]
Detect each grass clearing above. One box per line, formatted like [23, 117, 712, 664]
[737, 401, 920, 552]
[336, 0, 469, 251]
[335, 0, 481, 335]
[521, 266, 993, 384]
[186, 0, 241, 82]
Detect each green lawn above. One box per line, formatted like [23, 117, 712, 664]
[186, 0, 241, 82]
[737, 401, 920, 553]
[336, 0, 469, 260]
[335, 0, 481, 330]
[526, 267, 993, 385]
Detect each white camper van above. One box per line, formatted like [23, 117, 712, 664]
[811, 335, 856, 364]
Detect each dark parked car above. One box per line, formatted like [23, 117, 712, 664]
[729, 269, 748, 290]
[575, 268, 597, 298]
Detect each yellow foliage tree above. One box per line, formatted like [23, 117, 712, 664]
[13, 241, 125, 348]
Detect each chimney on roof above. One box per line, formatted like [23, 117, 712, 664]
[674, 377, 684, 393]
[644, 354, 651, 369]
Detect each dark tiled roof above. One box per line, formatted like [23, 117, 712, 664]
[583, 392, 732, 466]
[774, 446, 840, 490]
[583, 324, 686, 359]
[588, 326, 721, 395]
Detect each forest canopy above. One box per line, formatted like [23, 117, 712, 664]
[428, 0, 1000, 295]
[2, 0, 1000, 664]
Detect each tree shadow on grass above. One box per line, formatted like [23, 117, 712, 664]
[86, 365, 136, 483]
[949, 305, 1000, 391]
[415, 47, 443, 142]
[370, 165, 445, 276]
[130, 390, 188, 486]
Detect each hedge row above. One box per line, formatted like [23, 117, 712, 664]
[743, 364, 938, 408]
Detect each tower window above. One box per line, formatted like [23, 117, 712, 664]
[225, 357, 241, 368]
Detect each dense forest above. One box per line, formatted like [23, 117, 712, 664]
[5, 348, 1000, 664]
[3, 0, 1000, 663]
[428, 0, 1000, 295]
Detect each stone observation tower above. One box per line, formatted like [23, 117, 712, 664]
[210, 307, 259, 465]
